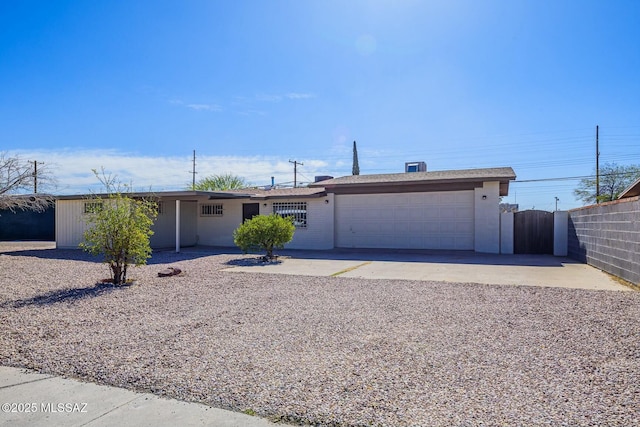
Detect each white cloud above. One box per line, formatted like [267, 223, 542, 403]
[236, 109, 267, 116]
[255, 92, 315, 102]
[186, 103, 222, 111]
[255, 93, 283, 102]
[285, 92, 315, 100]
[8, 149, 335, 194]
[169, 99, 222, 112]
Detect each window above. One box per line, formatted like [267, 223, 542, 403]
[83, 202, 103, 214]
[200, 203, 223, 217]
[273, 202, 307, 228]
[156, 201, 165, 215]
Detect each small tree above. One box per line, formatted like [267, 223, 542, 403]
[233, 214, 295, 259]
[80, 171, 158, 285]
[574, 163, 640, 204]
[190, 174, 249, 191]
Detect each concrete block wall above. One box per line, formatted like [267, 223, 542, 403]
[568, 196, 640, 285]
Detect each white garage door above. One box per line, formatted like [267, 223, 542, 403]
[335, 191, 474, 250]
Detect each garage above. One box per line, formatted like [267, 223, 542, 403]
[335, 191, 474, 249]
[310, 166, 516, 254]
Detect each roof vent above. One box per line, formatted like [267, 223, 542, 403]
[405, 162, 426, 173]
[314, 175, 333, 182]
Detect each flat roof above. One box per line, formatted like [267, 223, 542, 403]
[54, 190, 251, 200]
[310, 167, 516, 187]
[54, 188, 327, 200]
[54, 167, 517, 200]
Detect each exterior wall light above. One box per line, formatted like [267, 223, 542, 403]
[482, 195, 487, 200]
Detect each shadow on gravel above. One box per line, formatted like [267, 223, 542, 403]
[2, 244, 573, 267]
[225, 257, 283, 267]
[0, 248, 101, 262]
[0, 282, 131, 309]
[0, 246, 248, 265]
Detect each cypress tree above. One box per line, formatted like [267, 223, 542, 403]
[352, 140, 360, 175]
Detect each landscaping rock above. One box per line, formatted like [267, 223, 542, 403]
[158, 267, 182, 277]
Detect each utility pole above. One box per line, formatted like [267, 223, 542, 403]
[596, 125, 600, 203]
[289, 159, 303, 188]
[192, 150, 197, 189]
[555, 196, 559, 211]
[29, 160, 43, 193]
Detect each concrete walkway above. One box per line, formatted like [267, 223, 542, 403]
[224, 250, 632, 291]
[0, 366, 277, 427]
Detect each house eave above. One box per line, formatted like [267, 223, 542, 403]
[322, 179, 512, 196]
[249, 191, 327, 200]
[618, 176, 640, 199]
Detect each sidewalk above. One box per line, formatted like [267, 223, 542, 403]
[0, 366, 278, 427]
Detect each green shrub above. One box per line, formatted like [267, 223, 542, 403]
[80, 192, 157, 285]
[233, 213, 295, 259]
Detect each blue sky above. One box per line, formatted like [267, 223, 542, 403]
[1, 0, 639, 210]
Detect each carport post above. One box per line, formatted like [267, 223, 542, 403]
[175, 200, 181, 253]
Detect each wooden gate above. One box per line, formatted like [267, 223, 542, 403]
[514, 210, 554, 254]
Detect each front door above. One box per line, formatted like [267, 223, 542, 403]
[242, 203, 260, 222]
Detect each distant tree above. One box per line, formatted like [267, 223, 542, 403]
[80, 169, 158, 285]
[352, 140, 360, 175]
[574, 162, 640, 204]
[189, 174, 249, 191]
[233, 214, 295, 259]
[0, 152, 54, 212]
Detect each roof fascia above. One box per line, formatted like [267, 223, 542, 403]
[250, 191, 327, 200]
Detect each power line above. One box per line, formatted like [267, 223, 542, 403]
[514, 170, 636, 183]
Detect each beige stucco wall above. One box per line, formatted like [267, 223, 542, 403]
[56, 183, 505, 254]
[197, 200, 244, 247]
[56, 197, 200, 250]
[198, 196, 334, 250]
[55, 199, 91, 249]
[474, 181, 501, 253]
[500, 211, 514, 254]
[150, 199, 176, 248]
[262, 194, 335, 250]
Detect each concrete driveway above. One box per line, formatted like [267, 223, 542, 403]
[224, 249, 632, 291]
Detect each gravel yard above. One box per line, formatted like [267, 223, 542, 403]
[1, 243, 639, 426]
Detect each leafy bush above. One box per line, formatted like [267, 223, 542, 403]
[233, 214, 295, 259]
[80, 192, 157, 285]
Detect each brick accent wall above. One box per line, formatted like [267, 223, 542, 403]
[568, 196, 640, 285]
